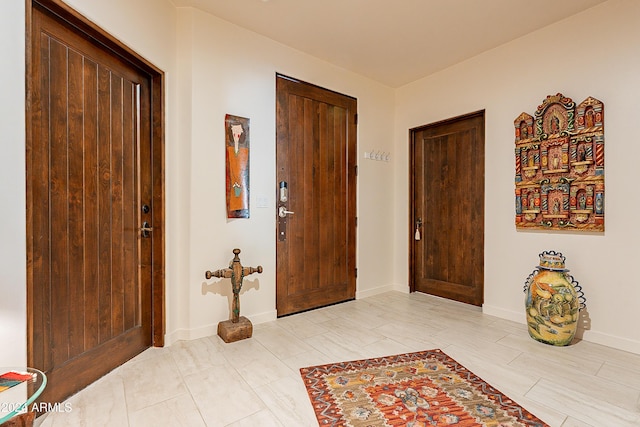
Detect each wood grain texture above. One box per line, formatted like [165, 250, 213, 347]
[276, 75, 357, 316]
[410, 111, 485, 306]
[26, 0, 165, 406]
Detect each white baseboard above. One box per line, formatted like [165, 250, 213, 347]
[482, 304, 524, 324]
[356, 283, 409, 299]
[163, 309, 278, 346]
[483, 304, 640, 355]
[247, 309, 278, 325]
[164, 324, 216, 346]
[579, 330, 640, 355]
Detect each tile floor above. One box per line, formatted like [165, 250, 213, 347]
[37, 291, 640, 426]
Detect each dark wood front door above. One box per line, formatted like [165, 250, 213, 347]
[27, 0, 164, 405]
[275, 75, 357, 316]
[410, 111, 485, 306]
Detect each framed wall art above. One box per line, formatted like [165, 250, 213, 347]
[225, 114, 250, 218]
[514, 93, 604, 231]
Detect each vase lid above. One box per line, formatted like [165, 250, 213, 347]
[537, 250, 569, 271]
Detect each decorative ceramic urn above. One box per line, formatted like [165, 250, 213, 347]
[523, 251, 585, 346]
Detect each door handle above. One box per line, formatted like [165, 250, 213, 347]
[141, 221, 153, 238]
[278, 206, 294, 218]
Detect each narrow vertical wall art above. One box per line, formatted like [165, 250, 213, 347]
[225, 114, 250, 218]
[514, 93, 604, 231]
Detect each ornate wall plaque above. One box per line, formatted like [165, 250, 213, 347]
[515, 93, 604, 231]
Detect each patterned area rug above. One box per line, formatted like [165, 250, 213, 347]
[300, 349, 548, 426]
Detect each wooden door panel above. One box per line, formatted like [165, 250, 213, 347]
[276, 76, 356, 316]
[411, 112, 484, 306]
[81, 57, 101, 353]
[67, 48, 87, 359]
[27, 1, 160, 406]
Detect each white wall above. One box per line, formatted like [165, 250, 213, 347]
[171, 8, 396, 342]
[394, 0, 640, 354]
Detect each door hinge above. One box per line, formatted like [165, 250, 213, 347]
[355, 216, 358, 226]
[354, 113, 358, 125]
[355, 165, 358, 176]
[355, 267, 358, 278]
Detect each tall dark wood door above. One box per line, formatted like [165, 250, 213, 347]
[410, 111, 485, 306]
[275, 75, 357, 316]
[27, 0, 164, 406]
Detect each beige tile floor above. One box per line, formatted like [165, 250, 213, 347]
[37, 291, 640, 426]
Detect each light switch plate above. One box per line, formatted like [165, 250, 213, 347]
[256, 196, 269, 208]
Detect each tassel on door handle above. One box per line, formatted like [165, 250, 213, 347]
[415, 217, 422, 241]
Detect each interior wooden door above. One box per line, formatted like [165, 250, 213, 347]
[410, 111, 485, 306]
[275, 75, 357, 316]
[27, 0, 164, 406]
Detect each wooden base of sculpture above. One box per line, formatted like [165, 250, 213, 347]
[217, 316, 253, 343]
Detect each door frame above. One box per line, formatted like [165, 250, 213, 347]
[408, 111, 485, 296]
[25, 0, 165, 349]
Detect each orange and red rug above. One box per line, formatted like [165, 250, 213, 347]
[300, 349, 548, 426]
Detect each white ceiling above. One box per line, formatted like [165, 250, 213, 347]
[172, 0, 606, 88]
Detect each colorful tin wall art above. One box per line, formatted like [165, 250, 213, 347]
[515, 93, 604, 231]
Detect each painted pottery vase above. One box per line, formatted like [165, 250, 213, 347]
[523, 251, 586, 346]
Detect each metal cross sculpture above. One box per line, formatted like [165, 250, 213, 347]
[205, 248, 262, 323]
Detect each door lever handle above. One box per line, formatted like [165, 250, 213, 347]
[278, 206, 294, 218]
[141, 221, 153, 238]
